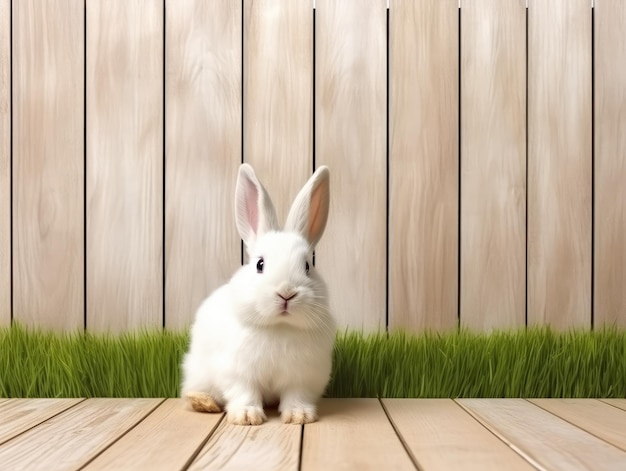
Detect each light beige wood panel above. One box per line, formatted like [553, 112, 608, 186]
[530, 399, 626, 452]
[0, 399, 83, 445]
[189, 410, 300, 470]
[244, 0, 312, 223]
[301, 399, 414, 470]
[0, 398, 161, 469]
[316, 0, 387, 330]
[528, 0, 592, 329]
[0, 0, 9, 326]
[13, 0, 84, 331]
[460, 0, 526, 331]
[382, 399, 533, 470]
[85, 399, 223, 470]
[165, 0, 241, 330]
[594, 0, 626, 327]
[458, 399, 626, 470]
[87, 0, 163, 332]
[388, 0, 458, 332]
[601, 399, 626, 412]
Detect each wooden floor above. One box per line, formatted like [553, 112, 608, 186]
[0, 398, 625, 470]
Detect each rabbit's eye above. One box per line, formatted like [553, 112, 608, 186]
[305, 261, 310, 274]
[256, 258, 264, 273]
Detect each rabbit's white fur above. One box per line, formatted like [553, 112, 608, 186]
[181, 164, 335, 426]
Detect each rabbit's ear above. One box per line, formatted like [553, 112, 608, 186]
[235, 164, 279, 247]
[285, 166, 330, 248]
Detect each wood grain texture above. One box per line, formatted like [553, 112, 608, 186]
[87, 0, 163, 332]
[315, 0, 387, 330]
[594, 0, 626, 327]
[301, 399, 414, 470]
[460, 0, 526, 331]
[85, 399, 223, 470]
[528, 0, 592, 329]
[458, 399, 626, 470]
[244, 0, 312, 222]
[383, 399, 533, 470]
[0, 398, 161, 470]
[12, 0, 84, 331]
[165, 0, 241, 330]
[601, 399, 626, 412]
[0, 0, 9, 326]
[0, 398, 83, 445]
[530, 399, 626, 452]
[388, 0, 458, 331]
[189, 410, 300, 471]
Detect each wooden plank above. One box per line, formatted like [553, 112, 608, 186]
[315, 0, 387, 330]
[13, 0, 84, 331]
[382, 399, 533, 470]
[458, 399, 626, 470]
[188, 410, 300, 471]
[85, 399, 222, 470]
[594, 0, 626, 327]
[243, 0, 312, 222]
[86, 0, 163, 332]
[301, 399, 414, 470]
[601, 399, 626, 412]
[0, 398, 162, 470]
[388, 0, 458, 331]
[530, 399, 626, 452]
[527, 0, 592, 329]
[0, 0, 9, 326]
[0, 399, 83, 445]
[460, 0, 526, 330]
[165, 0, 241, 330]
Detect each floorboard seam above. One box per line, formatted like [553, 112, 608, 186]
[378, 398, 423, 471]
[180, 411, 226, 470]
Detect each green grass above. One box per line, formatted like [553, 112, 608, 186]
[1, 324, 624, 398]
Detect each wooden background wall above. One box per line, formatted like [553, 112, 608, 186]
[0, 0, 624, 333]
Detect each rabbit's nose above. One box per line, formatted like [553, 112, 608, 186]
[278, 291, 297, 301]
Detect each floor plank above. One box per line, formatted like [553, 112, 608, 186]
[458, 399, 626, 470]
[0, 398, 161, 470]
[84, 399, 222, 470]
[301, 399, 415, 470]
[530, 399, 626, 452]
[188, 409, 300, 471]
[383, 399, 533, 470]
[0, 398, 83, 445]
[601, 399, 626, 412]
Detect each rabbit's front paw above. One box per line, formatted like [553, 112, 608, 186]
[227, 406, 266, 426]
[281, 406, 317, 424]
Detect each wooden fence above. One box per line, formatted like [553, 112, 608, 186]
[0, 0, 624, 333]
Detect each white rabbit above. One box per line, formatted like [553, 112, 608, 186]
[181, 164, 336, 426]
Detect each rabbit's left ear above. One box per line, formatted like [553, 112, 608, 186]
[285, 166, 330, 248]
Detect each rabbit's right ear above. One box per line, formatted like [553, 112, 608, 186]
[235, 164, 279, 248]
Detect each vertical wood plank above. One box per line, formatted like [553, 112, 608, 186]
[388, 0, 459, 331]
[382, 399, 534, 470]
[301, 399, 414, 470]
[594, 0, 626, 327]
[460, 0, 526, 330]
[189, 412, 300, 471]
[84, 399, 223, 470]
[0, 0, 9, 325]
[165, 0, 241, 330]
[243, 0, 312, 223]
[13, 0, 84, 331]
[458, 399, 626, 470]
[528, 0, 592, 329]
[316, 0, 387, 330]
[87, 0, 163, 332]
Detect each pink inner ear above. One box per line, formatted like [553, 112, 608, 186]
[245, 183, 259, 234]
